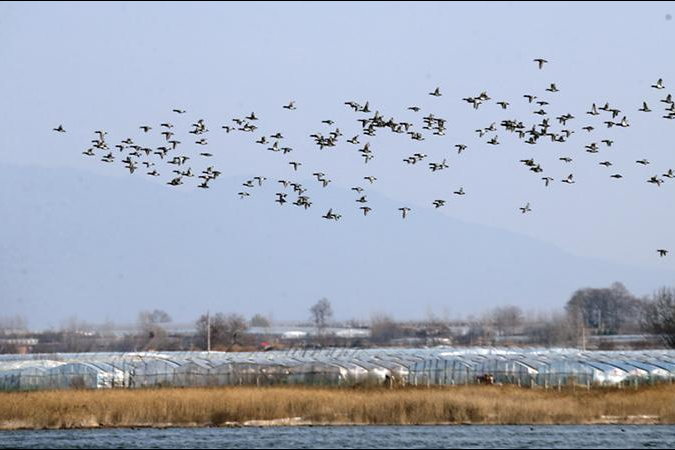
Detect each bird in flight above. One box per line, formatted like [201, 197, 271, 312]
[533, 58, 548, 69]
[647, 175, 664, 187]
[275, 193, 287, 205]
[561, 174, 575, 184]
[657, 249, 668, 257]
[57, 58, 675, 260]
[652, 78, 665, 89]
[322, 208, 341, 221]
[546, 83, 559, 93]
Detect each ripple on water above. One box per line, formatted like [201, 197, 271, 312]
[1, 425, 675, 449]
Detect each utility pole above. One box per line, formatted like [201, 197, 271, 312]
[582, 325, 586, 351]
[578, 308, 586, 352]
[207, 310, 211, 352]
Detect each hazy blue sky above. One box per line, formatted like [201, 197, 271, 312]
[2, 2, 675, 327]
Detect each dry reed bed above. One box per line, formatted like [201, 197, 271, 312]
[1, 385, 675, 429]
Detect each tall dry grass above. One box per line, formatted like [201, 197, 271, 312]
[1, 385, 675, 429]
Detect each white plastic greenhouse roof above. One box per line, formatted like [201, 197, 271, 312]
[3, 347, 675, 390]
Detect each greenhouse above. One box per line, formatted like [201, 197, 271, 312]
[2, 348, 675, 391]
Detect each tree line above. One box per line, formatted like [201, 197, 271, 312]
[2, 285, 675, 353]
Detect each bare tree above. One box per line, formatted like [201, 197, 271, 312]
[370, 313, 401, 344]
[250, 314, 271, 328]
[59, 316, 97, 352]
[491, 306, 523, 337]
[642, 287, 675, 348]
[0, 315, 27, 335]
[524, 312, 576, 347]
[310, 298, 333, 336]
[139, 309, 172, 325]
[196, 313, 248, 350]
[137, 309, 172, 350]
[60, 316, 93, 333]
[565, 282, 640, 335]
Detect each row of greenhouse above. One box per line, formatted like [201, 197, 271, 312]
[1, 348, 675, 391]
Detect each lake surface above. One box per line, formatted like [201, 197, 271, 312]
[1, 425, 674, 449]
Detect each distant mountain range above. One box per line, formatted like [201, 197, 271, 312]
[1, 164, 672, 329]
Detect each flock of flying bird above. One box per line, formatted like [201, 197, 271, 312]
[54, 58, 674, 258]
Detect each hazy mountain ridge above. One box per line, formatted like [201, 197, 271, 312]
[0, 164, 672, 328]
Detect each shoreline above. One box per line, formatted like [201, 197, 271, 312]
[0, 417, 666, 431]
[1, 385, 674, 430]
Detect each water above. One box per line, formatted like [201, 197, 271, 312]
[1, 426, 675, 449]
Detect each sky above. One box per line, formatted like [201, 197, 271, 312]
[1, 2, 675, 328]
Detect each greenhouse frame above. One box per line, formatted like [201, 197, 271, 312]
[2, 348, 675, 391]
